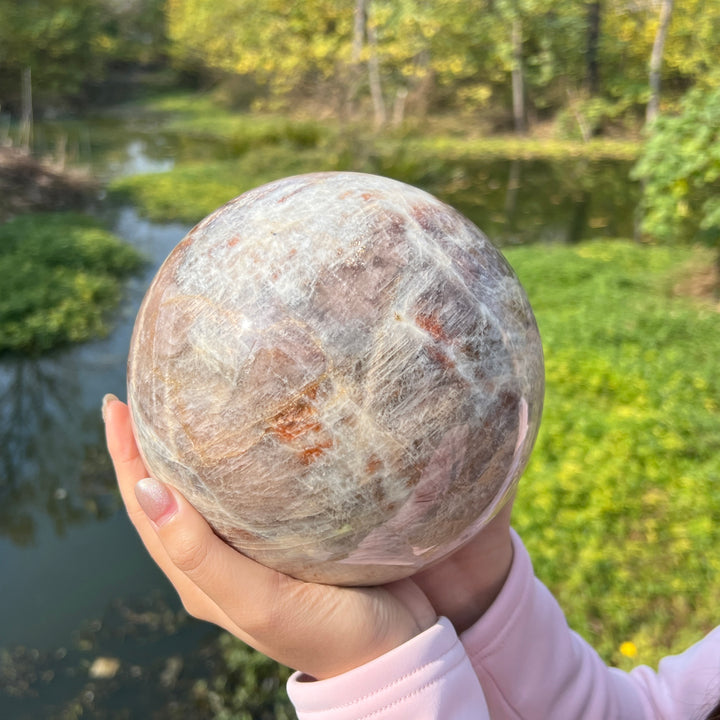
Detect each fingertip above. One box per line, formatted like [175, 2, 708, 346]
[102, 393, 120, 423]
[135, 477, 178, 527]
[104, 394, 149, 491]
[149, 486, 219, 577]
[101, 393, 130, 435]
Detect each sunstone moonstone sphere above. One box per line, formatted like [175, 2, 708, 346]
[127, 171, 544, 586]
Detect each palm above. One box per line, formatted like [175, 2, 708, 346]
[104, 396, 435, 679]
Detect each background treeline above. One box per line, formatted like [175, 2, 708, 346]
[2, 0, 719, 133]
[0, 0, 165, 113]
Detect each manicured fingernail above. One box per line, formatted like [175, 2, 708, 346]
[102, 393, 119, 423]
[135, 477, 177, 526]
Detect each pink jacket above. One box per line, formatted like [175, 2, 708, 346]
[288, 531, 720, 719]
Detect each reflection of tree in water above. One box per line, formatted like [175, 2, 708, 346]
[426, 158, 639, 246]
[0, 356, 120, 546]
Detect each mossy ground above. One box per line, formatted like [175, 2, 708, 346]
[0, 212, 144, 354]
[507, 240, 720, 670]
[109, 95, 719, 674]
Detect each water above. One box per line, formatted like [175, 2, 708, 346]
[0, 205, 222, 717]
[435, 157, 638, 246]
[0, 118, 640, 716]
[0, 209, 189, 645]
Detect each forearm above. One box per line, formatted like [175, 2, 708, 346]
[462, 530, 650, 720]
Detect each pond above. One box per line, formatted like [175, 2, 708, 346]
[0, 116, 641, 717]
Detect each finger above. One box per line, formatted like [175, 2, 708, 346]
[103, 396, 237, 629]
[140, 485, 426, 676]
[134, 475, 297, 641]
[104, 396, 167, 542]
[103, 395, 149, 498]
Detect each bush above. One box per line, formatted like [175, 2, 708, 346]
[196, 634, 295, 720]
[632, 86, 720, 253]
[0, 212, 144, 353]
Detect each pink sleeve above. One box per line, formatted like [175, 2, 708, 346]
[629, 626, 720, 719]
[287, 616, 490, 719]
[463, 529, 720, 720]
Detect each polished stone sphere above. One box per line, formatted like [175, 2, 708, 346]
[127, 172, 544, 585]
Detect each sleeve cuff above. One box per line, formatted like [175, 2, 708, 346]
[461, 528, 648, 719]
[287, 616, 488, 719]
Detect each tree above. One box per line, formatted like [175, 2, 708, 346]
[163, 0, 720, 129]
[646, 0, 673, 123]
[657, 0, 720, 91]
[96, 0, 168, 65]
[510, 16, 526, 133]
[166, 0, 354, 102]
[0, 0, 108, 112]
[632, 85, 720, 270]
[585, 1, 601, 95]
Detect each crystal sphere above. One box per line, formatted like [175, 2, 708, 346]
[127, 172, 544, 586]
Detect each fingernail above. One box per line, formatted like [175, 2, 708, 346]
[135, 477, 177, 526]
[102, 393, 119, 423]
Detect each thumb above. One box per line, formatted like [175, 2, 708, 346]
[133, 477, 294, 640]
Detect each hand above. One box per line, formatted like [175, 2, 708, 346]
[413, 498, 515, 634]
[103, 394, 436, 680]
[104, 393, 516, 676]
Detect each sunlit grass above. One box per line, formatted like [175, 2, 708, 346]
[0, 213, 144, 353]
[402, 135, 641, 162]
[108, 89, 640, 225]
[108, 91, 719, 675]
[507, 240, 720, 670]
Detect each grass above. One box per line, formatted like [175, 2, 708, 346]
[110, 145, 338, 224]
[506, 240, 720, 670]
[382, 134, 641, 162]
[208, 239, 720, 719]
[0, 213, 144, 353]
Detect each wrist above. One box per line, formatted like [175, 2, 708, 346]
[429, 533, 514, 633]
[413, 503, 515, 633]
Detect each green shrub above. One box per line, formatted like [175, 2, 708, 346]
[0, 213, 144, 353]
[196, 634, 295, 720]
[632, 86, 720, 252]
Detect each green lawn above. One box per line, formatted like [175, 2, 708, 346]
[70, 89, 720, 678]
[506, 240, 720, 670]
[209, 239, 719, 719]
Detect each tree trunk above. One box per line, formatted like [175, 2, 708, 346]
[352, 0, 366, 63]
[411, 47, 433, 119]
[19, 66, 33, 152]
[647, 0, 673, 124]
[511, 19, 525, 134]
[345, 0, 367, 119]
[586, 1, 601, 96]
[391, 87, 408, 127]
[366, 19, 387, 128]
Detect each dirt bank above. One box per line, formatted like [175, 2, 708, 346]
[0, 147, 97, 222]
